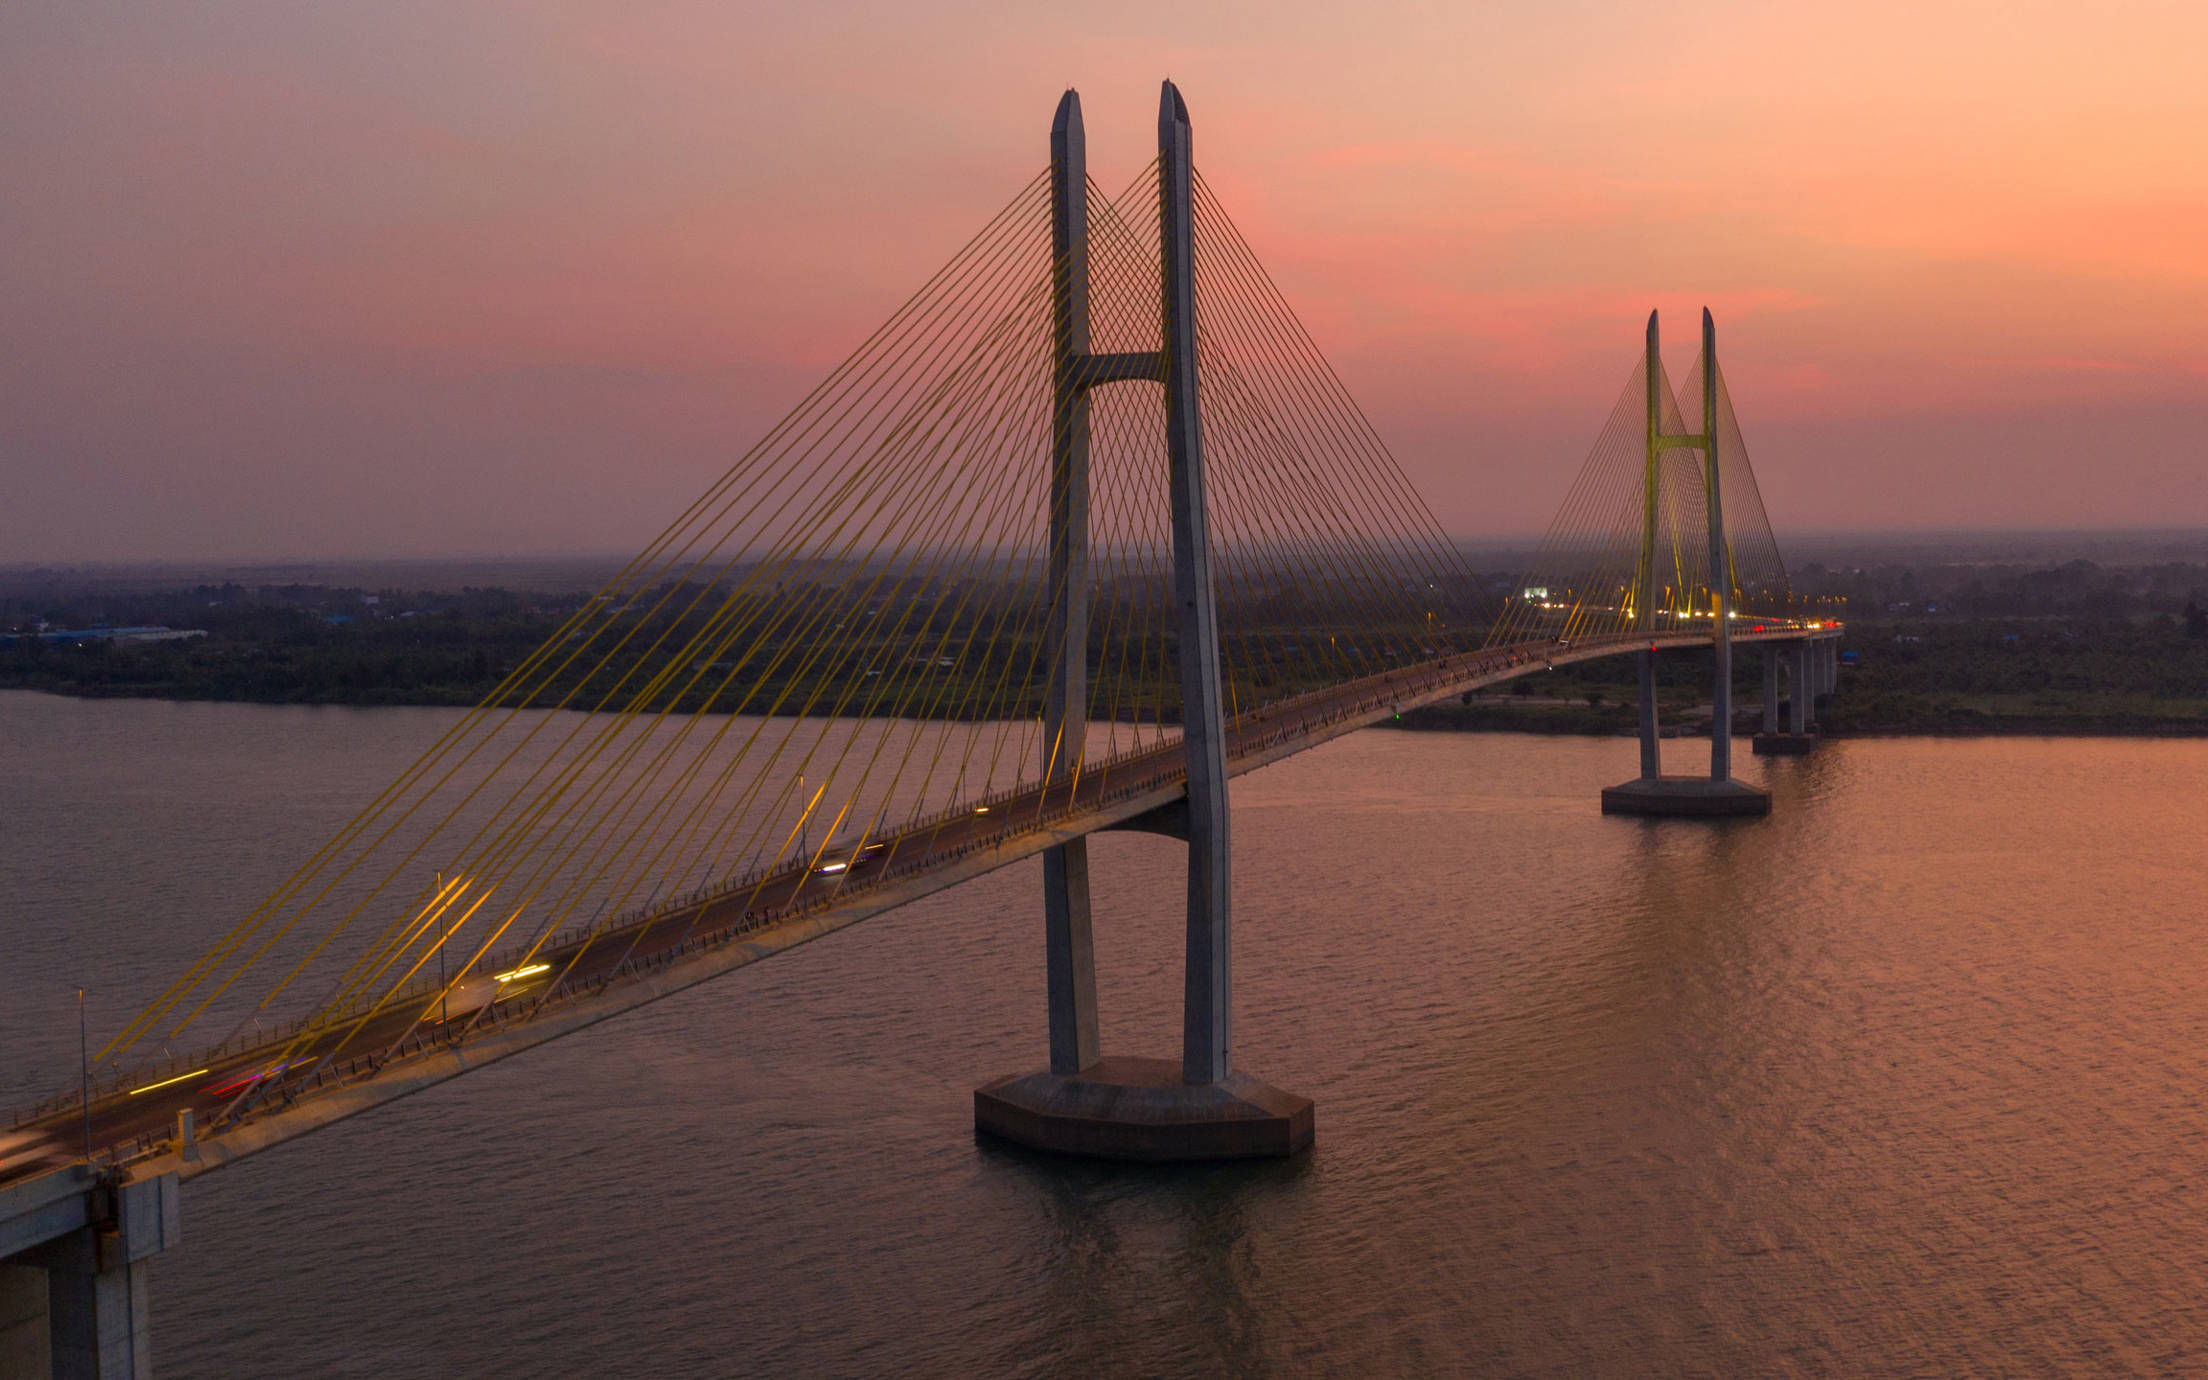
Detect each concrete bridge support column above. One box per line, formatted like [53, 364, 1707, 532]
[1, 1171, 178, 1380]
[1791, 641, 1812, 734]
[974, 83, 1312, 1162]
[1636, 648, 1661, 779]
[39, 1229, 154, 1380]
[1754, 641, 1818, 755]
[1761, 646, 1779, 734]
[0, 1261, 47, 1378]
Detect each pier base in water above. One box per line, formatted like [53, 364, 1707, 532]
[1752, 732, 1819, 756]
[975, 1056, 1312, 1162]
[1601, 774, 1772, 817]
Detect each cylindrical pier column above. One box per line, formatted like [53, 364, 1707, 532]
[1790, 641, 1811, 734]
[1761, 645, 1779, 735]
[1637, 648, 1661, 779]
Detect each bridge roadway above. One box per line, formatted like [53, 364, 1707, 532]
[2, 622, 1835, 1188]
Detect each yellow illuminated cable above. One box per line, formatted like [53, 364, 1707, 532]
[127, 1068, 210, 1097]
[112, 177, 1052, 1066]
[203, 172, 1064, 1073]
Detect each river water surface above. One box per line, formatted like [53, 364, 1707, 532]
[5, 689, 2208, 1376]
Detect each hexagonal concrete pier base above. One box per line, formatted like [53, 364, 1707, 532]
[1752, 732, 1819, 756]
[1600, 774, 1772, 817]
[975, 1056, 1313, 1162]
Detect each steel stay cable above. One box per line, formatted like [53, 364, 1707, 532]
[628, 328, 1068, 940]
[181, 172, 1059, 1055]
[1078, 181, 1317, 714]
[329, 374, 1052, 1062]
[1190, 177, 1490, 616]
[442, 255, 1083, 1023]
[325, 268, 1070, 1052]
[1492, 358, 1649, 645]
[1186, 208, 1482, 655]
[1073, 181, 1172, 755]
[680, 247, 1112, 892]
[203, 180, 1064, 1076]
[1191, 212, 1499, 663]
[106, 172, 1058, 1070]
[1189, 180, 1490, 631]
[1080, 368, 1172, 764]
[1191, 343, 1406, 688]
[248, 278, 1047, 1054]
[1190, 335, 1426, 689]
[1182, 239, 1441, 683]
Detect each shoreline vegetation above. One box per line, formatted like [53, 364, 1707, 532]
[3, 555, 2205, 737]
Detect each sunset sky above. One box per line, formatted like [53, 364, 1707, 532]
[4, 0, 2205, 561]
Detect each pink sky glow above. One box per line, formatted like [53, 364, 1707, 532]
[3, 0, 2205, 560]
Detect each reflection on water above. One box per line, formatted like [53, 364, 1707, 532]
[5, 689, 2208, 1375]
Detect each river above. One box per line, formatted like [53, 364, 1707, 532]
[4, 689, 2207, 1375]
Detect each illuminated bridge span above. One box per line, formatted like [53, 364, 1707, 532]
[2, 83, 1837, 1375]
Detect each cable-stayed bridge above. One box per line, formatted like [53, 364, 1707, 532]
[1, 83, 1837, 1376]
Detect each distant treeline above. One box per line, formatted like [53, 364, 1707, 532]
[1398, 609, 2208, 738]
[0, 576, 1492, 718]
[4, 562, 2204, 736]
[1794, 557, 2208, 622]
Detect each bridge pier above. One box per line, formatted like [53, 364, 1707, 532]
[1, 1169, 179, 1380]
[975, 83, 1312, 1162]
[1636, 647, 1661, 777]
[1602, 309, 1770, 817]
[1791, 640, 1812, 733]
[1754, 639, 1819, 755]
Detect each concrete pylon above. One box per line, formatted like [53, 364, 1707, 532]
[1602, 310, 1771, 816]
[1039, 89, 1101, 1078]
[1158, 79, 1234, 1088]
[1702, 308, 1735, 784]
[1761, 645, 1780, 734]
[1630, 312, 1663, 783]
[974, 84, 1312, 1161]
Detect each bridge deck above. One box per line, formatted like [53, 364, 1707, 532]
[2, 624, 1836, 1188]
